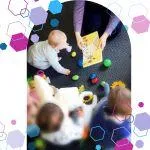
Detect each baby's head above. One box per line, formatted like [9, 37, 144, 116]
[37, 103, 64, 133]
[108, 87, 131, 116]
[48, 30, 69, 51]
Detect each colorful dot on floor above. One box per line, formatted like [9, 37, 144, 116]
[95, 144, 101, 150]
[138, 102, 144, 108]
[50, 18, 59, 27]
[11, 120, 16, 125]
[135, 140, 144, 148]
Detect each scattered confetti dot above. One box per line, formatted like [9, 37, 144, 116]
[136, 140, 144, 148]
[11, 120, 16, 125]
[138, 102, 144, 108]
[95, 144, 101, 150]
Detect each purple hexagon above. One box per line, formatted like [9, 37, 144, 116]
[29, 7, 48, 25]
[90, 126, 105, 141]
[7, 130, 25, 148]
[30, 34, 39, 43]
[111, 127, 130, 144]
[10, 33, 28, 52]
[134, 112, 150, 131]
[132, 15, 150, 34]
[114, 138, 133, 150]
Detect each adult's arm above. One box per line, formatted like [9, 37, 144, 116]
[73, 0, 85, 33]
[105, 14, 120, 36]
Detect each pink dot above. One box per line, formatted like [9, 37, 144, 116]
[11, 120, 16, 125]
[138, 102, 144, 108]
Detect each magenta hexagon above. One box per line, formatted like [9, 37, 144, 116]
[6, 130, 25, 148]
[10, 33, 28, 52]
[114, 138, 133, 150]
[29, 7, 48, 25]
[132, 15, 150, 34]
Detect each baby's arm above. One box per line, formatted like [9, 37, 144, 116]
[47, 53, 70, 75]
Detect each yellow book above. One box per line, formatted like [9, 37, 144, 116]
[82, 31, 103, 68]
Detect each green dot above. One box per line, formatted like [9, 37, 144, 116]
[72, 75, 79, 81]
[71, 51, 77, 57]
[103, 59, 112, 67]
[35, 139, 45, 149]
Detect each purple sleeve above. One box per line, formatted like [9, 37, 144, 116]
[73, 0, 85, 33]
[105, 14, 120, 36]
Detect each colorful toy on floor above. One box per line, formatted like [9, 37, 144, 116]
[72, 75, 79, 81]
[111, 80, 126, 89]
[27, 77, 35, 89]
[103, 58, 112, 68]
[71, 51, 77, 57]
[100, 81, 106, 87]
[91, 77, 99, 84]
[77, 59, 83, 68]
[89, 73, 97, 80]
[80, 91, 94, 105]
[78, 85, 85, 93]
[37, 70, 46, 79]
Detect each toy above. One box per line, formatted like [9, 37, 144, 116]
[78, 85, 85, 93]
[111, 80, 126, 89]
[89, 73, 97, 80]
[100, 81, 106, 87]
[37, 70, 46, 79]
[71, 51, 76, 57]
[72, 75, 79, 81]
[103, 58, 112, 68]
[91, 77, 99, 84]
[27, 77, 35, 89]
[77, 59, 83, 68]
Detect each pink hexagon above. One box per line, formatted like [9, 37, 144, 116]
[10, 33, 28, 52]
[132, 15, 150, 34]
[114, 138, 133, 150]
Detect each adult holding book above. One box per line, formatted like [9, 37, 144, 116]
[74, 0, 122, 51]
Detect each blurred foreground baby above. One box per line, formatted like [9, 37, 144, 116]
[84, 84, 131, 149]
[28, 30, 71, 75]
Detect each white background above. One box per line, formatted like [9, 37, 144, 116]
[0, 0, 150, 149]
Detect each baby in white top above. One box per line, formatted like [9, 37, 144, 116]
[27, 30, 71, 75]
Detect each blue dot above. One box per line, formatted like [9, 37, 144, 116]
[96, 144, 101, 150]
[50, 18, 59, 27]
[0, 43, 7, 50]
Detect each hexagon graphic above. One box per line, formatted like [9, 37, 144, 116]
[111, 127, 130, 144]
[134, 112, 150, 131]
[133, 126, 148, 137]
[29, 7, 48, 25]
[6, 130, 25, 148]
[27, 124, 40, 138]
[132, 15, 150, 34]
[0, 121, 5, 132]
[7, 21, 26, 38]
[48, 0, 63, 15]
[90, 126, 105, 142]
[20, 8, 30, 18]
[10, 33, 28, 52]
[8, 0, 28, 16]
[30, 34, 39, 43]
[0, 43, 7, 50]
[114, 138, 133, 150]
[50, 18, 59, 27]
[28, 142, 36, 150]
[0, 132, 7, 141]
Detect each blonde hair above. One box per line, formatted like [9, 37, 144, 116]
[108, 86, 131, 116]
[48, 30, 67, 47]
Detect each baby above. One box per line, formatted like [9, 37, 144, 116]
[28, 30, 71, 75]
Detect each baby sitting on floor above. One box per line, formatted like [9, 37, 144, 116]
[27, 30, 71, 75]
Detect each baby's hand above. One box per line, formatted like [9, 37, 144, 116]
[65, 69, 71, 75]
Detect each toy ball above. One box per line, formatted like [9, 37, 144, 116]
[100, 81, 106, 87]
[77, 59, 83, 68]
[91, 77, 99, 84]
[89, 73, 97, 80]
[71, 51, 77, 57]
[103, 59, 112, 67]
[72, 75, 79, 81]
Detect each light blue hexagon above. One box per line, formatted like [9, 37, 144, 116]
[90, 126, 105, 142]
[48, 0, 63, 14]
[50, 18, 59, 27]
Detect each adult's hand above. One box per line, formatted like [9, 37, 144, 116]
[99, 32, 109, 51]
[75, 32, 85, 50]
